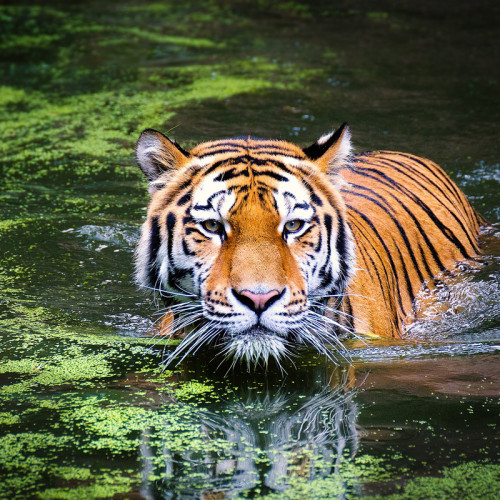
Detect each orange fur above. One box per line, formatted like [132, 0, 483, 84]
[135, 127, 482, 358]
[339, 151, 481, 337]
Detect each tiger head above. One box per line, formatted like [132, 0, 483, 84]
[135, 124, 355, 367]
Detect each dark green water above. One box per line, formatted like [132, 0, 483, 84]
[1, 1, 499, 498]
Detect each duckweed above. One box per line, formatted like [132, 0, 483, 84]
[366, 462, 500, 500]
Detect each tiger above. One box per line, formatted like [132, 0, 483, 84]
[134, 123, 482, 367]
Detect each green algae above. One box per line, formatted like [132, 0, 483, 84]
[71, 25, 224, 49]
[0, 343, 222, 497]
[38, 472, 137, 500]
[0, 433, 74, 498]
[366, 462, 500, 500]
[0, 438, 138, 500]
[0, 60, 314, 184]
[257, 454, 391, 499]
[173, 380, 215, 400]
[0, 412, 21, 426]
[0, 352, 114, 396]
[0, 0, 320, 188]
[257, 460, 500, 500]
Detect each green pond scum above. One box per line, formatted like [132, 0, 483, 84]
[0, 0, 499, 498]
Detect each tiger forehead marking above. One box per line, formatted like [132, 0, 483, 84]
[190, 153, 314, 226]
[134, 124, 482, 369]
[190, 136, 307, 158]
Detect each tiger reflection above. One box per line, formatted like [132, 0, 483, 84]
[138, 364, 359, 498]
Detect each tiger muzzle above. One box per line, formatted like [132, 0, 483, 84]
[232, 288, 285, 316]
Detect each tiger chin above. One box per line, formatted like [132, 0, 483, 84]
[134, 123, 482, 368]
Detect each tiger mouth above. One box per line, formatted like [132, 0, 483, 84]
[231, 325, 286, 338]
[223, 326, 290, 366]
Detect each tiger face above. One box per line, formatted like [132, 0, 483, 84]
[135, 125, 355, 366]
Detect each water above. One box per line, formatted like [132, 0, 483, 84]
[0, 0, 499, 498]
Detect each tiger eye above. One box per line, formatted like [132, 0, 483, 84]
[284, 220, 304, 233]
[202, 219, 223, 233]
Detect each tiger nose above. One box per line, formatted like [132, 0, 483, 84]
[232, 289, 283, 315]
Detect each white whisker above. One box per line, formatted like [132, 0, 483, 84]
[139, 283, 198, 299]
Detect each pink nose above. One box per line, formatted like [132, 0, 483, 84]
[235, 289, 281, 314]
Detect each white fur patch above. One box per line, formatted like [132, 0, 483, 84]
[275, 174, 313, 233]
[332, 127, 352, 167]
[191, 172, 237, 222]
[317, 131, 334, 145]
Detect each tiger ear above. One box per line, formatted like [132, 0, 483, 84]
[303, 123, 352, 174]
[135, 129, 190, 182]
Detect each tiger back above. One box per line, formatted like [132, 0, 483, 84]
[339, 151, 482, 338]
[134, 124, 482, 366]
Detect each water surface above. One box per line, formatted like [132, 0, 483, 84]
[0, 0, 499, 498]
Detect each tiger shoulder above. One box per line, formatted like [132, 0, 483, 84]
[134, 124, 482, 366]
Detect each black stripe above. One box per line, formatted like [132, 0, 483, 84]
[343, 295, 354, 331]
[393, 240, 416, 305]
[185, 227, 206, 237]
[317, 214, 333, 287]
[349, 217, 397, 313]
[261, 160, 296, 175]
[319, 269, 334, 290]
[248, 156, 293, 170]
[213, 167, 249, 182]
[200, 144, 304, 158]
[347, 205, 409, 317]
[333, 213, 349, 293]
[166, 212, 176, 288]
[191, 205, 213, 212]
[379, 155, 477, 234]
[199, 154, 300, 182]
[344, 187, 425, 284]
[167, 177, 195, 206]
[344, 182, 445, 272]
[294, 202, 310, 210]
[240, 143, 304, 157]
[255, 181, 278, 193]
[182, 239, 195, 256]
[197, 148, 242, 158]
[314, 230, 322, 252]
[202, 158, 237, 176]
[234, 185, 249, 194]
[253, 170, 289, 182]
[351, 165, 475, 258]
[349, 217, 403, 331]
[396, 153, 463, 203]
[192, 189, 226, 211]
[417, 241, 434, 279]
[357, 158, 479, 253]
[148, 216, 161, 288]
[208, 310, 239, 318]
[301, 178, 323, 206]
[397, 152, 482, 231]
[177, 193, 191, 206]
[369, 155, 458, 209]
[199, 141, 246, 150]
[297, 225, 314, 239]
